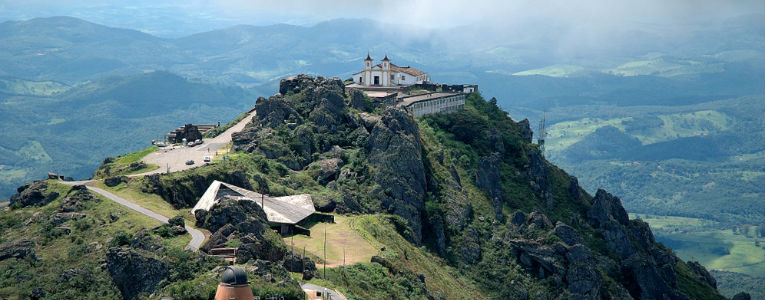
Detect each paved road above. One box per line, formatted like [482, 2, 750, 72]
[54, 110, 258, 250]
[301, 283, 348, 300]
[138, 110, 257, 176]
[60, 180, 205, 251]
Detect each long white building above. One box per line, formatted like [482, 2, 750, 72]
[352, 53, 429, 87]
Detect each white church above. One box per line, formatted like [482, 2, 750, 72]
[352, 53, 430, 87]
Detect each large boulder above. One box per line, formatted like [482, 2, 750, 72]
[106, 247, 168, 300]
[527, 210, 553, 230]
[104, 176, 128, 187]
[476, 152, 504, 222]
[518, 119, 533, 143]
[316, 158, 342, 185]
[366, 107, 427, 243]
[587, 189, 629, 228]
[0, 239, 36, 261]
[555, 222, 584, 246]
[9, 181, 58, 208]
[283, 254, 317, 280]
[59, 185, 97, 212]
[195, 199, 267, 236]
[508, 239, 567, 279]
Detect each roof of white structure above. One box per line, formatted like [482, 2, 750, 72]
[191, 180, 315, 225]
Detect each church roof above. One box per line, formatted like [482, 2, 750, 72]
[375, 63, 426, 76]
[365, 52, 372, 61]
[192, 180, 315, 225]
[382, 54, 390, 61]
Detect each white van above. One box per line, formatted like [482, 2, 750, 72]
[203, 156, 212, 163]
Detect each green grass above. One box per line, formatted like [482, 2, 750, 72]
[114, 145, 158, 165]
[293, 213, 485, 300]
[0, 180, 171, 299]
[287, 214, 379, 266]
[635, 214, 765, 277]
[93, 146, 160, 178]
[0, 78, 70, 96]
[546, 117, 630, 152]
[92, 180, 201, 233]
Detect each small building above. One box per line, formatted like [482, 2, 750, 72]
[351, 53, 429, 87]
[398, 92, 466, 117]
[165, 123, 217, 143]
[192, 180, 315, 234]
[214, 266, 254, 300]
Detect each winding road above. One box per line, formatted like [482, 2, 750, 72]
[57, 110, 258, 251]
[61, 180, 206, 251]
[139, 110, 257, 176]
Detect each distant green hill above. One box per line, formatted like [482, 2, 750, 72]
[0, 71, 256, 199]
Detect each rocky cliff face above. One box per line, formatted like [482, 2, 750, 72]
[231, 75, 429, 243]
[366, 107, 427, 242]
[106, 247, 168, 300]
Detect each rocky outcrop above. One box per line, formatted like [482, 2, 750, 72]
[508, 239, 566, 279]
[173, 124, 202, 144]
[510, 210, 527, 227]
[195, 199, 267, 234]
[59, 185, 97, 212]
[555, 222, 583, 246]
[104, 176, 128, 187]
[528, 210, 553, 230]
[52, 212, 86, 226]
[476, 152, 504, 222]
[0, 239, 36, 261]
[518, 119, 533, 143]
[732, 292, 752, 300]
[283, 254, 317, 280]
[315, 158, 342, 185]
[349, 88, 367, 110]
[527, 151, 553, 209]
[588, 189, 629, 228]
[687, 261, 716, 289]
[9, 181, 58, 208]
[366, 107, 427, 243]
[106, 247, 168, 300]
[142, 170, 254, 208]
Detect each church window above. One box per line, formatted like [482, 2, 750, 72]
[402, 75, 406, 80]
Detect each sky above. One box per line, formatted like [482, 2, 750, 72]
[0, 0, 762, 38]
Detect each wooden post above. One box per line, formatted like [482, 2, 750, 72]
[324, 224, 327, 279]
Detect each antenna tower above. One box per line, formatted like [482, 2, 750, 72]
[538, 111, 547, 154]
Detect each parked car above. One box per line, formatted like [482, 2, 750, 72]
[203, 156, 212, 163]
[185, 160, 194, 165]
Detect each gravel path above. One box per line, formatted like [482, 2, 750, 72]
[60, 180, 205, 251]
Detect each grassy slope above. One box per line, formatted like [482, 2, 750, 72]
[296, 215, 486, 300]
[0, 180, 189, 299]
[287, 214, 379, 265]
